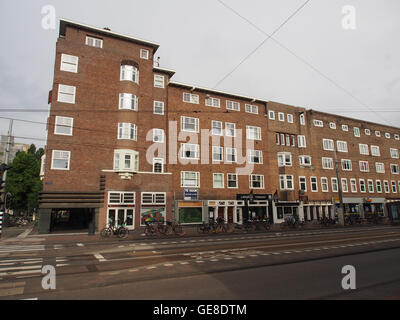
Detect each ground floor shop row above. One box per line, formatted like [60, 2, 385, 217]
[38, 192, 400, 234]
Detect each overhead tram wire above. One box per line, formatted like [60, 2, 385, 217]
[214, 0, 396, 128]
[213, 0, 312, 89]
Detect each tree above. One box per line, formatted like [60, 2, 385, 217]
[6, 147, 42, 214]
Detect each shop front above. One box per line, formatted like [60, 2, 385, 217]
[333, 197, 386, 218]
[273, 201, 300, 223]
[302, 201, 333, 221]
[177, 201, 203, 224]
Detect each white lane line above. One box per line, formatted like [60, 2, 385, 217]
[224, 257, 233, 260]
[0, 265, 43, 272]
[0, 258, 42, 263]
[56, 264, 69, 267]
[77, 243, 84, 247]
[210, 259, 219, 262]
[261, 253, 270, 256]
[0, 269, 41, 276]
[164, 264, 174, 267]
[128, 269, 138, 272]
[272, 252, 281, 255]
[94, 254, 106, 262]
[180, 262, 190, 265]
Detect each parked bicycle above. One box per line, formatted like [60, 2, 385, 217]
[100, 221, 129, 238]
[319, 216, 337, 227]
[158, 220, 185, 236]
[280, 216, 305, 229]
[197, 217, 230, 234]
[144, 221, 164, 236]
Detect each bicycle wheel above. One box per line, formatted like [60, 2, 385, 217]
[100, 227, 112, 238]
[174, 225, 185, 236]
[158, 224, 168, 235]
[118, 227, 128, 238]
[263, 223, 271, 231]
[197, 224, 206, 234]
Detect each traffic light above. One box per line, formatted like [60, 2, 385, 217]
[0, 179, 5, 209]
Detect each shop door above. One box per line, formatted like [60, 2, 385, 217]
[227, 207, 234, 223]
[236, 208, 243, 224]
[218, 207, 225, 221]
[108, 208, 135, 230]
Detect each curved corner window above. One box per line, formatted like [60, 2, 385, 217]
[119, 93, 138, 111]
[113, 149, 139, 172]
[120, 65, 139, 83]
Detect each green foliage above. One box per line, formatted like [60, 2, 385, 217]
[6, 146, 42, 212]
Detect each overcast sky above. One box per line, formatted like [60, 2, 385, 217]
[1, 0, 399, 148]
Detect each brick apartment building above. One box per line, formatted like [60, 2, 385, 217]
[38, 19, 400, 234]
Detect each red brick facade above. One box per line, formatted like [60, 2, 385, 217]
[38, 19, 400, 233]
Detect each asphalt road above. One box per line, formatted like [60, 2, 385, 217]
[1, 225, 400, 300]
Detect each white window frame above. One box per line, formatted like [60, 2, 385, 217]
[336, 140, 348, 152]
[225, 122, 236, 137]
[354, 127, 360, 137]
[287, 114, 294, 123]
[153, 129, 164, 143]
[375, 131, 381, 137]
[322, 157, 334, 170]
[390, 148, 399, 159]
[310, 177, 318, 192]
[153, 101, 164, 115]
[297, 135, 306, 148]
[350, 178, 357, 193]
[85, 36, 103, 48]
[313, 120, 323, 127]
[277, 152, 292, 167]
[51, 150, 71, 170]
[322, 139, 334, 151]
[368, 179, 375, 193]
[371, 145, 380, 157]
[211, 120, 223, 136]
[321, 177, 329, 192]
[227, 173, 238, 189]
[278, 112, 285, 122]
[154, 74, 165, 88]
[153, 158, 164, 173]
[181, 116, 199, 133]
[205, 97, 220, 108]
[331, 178, 338, 192]
[299, 155, 312, 167]
[359, 144, 369, 155]
[181, 171, 200, 188]
[212, 146, 223, 162]
[391, 180, 397, 193]
[341, 178, 349, 193]
[390, 164, 399, 175]
[384, 180, 390, 193]
[113, 149, 139, 172]
[375, 162, 385, 173]
[226, 100, 240, 111]
[140, 49, 149, 60]
[120, 65, 139, 83]
[268, 110, 275, 120]
[342, 125, 349, 131]
[183, 92, 199, 104]
[141, 192, 166, 205]
[329, 122, 336, 129]
[250, 174, 265, 189]
[213, 173, 224, 189]
[57, 84, 76, 104]
[60, 54, 78, 73]
[385, 132, 391, 139]
[108, 191, 135, 205]
[245, 104, 258, 114]
[299, 176, 307, 192]
[359, 160, 370, 172]
[341, 159, 352, 171]
[299, 113, 305, 125]
[246, 126, 261, 140]
[180, 143, 200, 160]
[54, 116, 73, 136]
[359, 179, 366, 193]
[279, 175, 294, 190]
[248, 150, 263, 164]
[365, 129, 371, 136]
[119, 93, 138, 111]
[118, 123, 137, 141]
[226, 147, 237, 163]
[376, 180, 382, 193]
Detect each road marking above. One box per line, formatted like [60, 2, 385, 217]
[128, 269, 138, 272]
[164, 263, 174, 267]
[210, 259, 219, 262]
[146, 266, 156, 269]
[272, 252, 281, 255]
[0, 265, 43, 272]
[180, 262, 189, 265]
[224, 257, 233, 260]
[195, 260, 204, 263]
[56, 264, 69, 267]
[94, 254, 106, 262]
[77, 243, 84, 247]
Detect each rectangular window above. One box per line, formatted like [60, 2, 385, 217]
[336, 141, 348, 152]
[183, 93, 199, 104]
[395, 134, 400, 140]
[279, 175, 293, 190]
[376, 180, 382, 193]
[154, 75, 165, 88]
[354, 127, 360, 137]
[391, 164, 399, 174]
[140, 49, 149, 59]
[153, 129, 164, 143]
[245, 104, 258, 114]
[342, 178, 349, 193]
[268, 110, 275, 120]
[299, 155, 311, 166]
[391, 181, 397, 193]
[213, 173, 224, 188]
[331, 178, 338, 192]
[153, 158, 164, 173]
[211, 120, 223, 136]
[60, 54, 78, 73]
[287, 114, 294, 123]
[322, 139, 334, 151]
[321, 177, 329, 192]
[359, 161, 370, 172]
[375, 131, 381, 137]
[205, 97, 220, 108]
[212, 146, 223, 162]
[329, 122, 336, 129]
[368, 180, 374, 193]
[278, 112, 285, 122]
[226, 100, 240, 111]
[299, 176, 307, 192]
[51, 150, 70, 170]
[249, 150, 263, 164]
[181, 116, 199, 133]
[365, 129, 371, 135]
[225, 122, 236, 137]
[153, 101, 164, 115]
[385, 132, 391, 139]
[322, 157, 334, 170]
[375, 162, 385, 173]
[226, 147, 237, 163]
[342, 125, 348, 131]
[250, 174, 265, 189]
[54, 116, 73, 136]
[57, 84, 76, 104]
[246, 126, 261, 140]
[384, 180, 390, 193]
[85, 36, 103, 48]
[350, 179, 357, 193]
[180, 143, 199, 159]
[297, 135, 306, 148]
[390, 148, 399, 159]
[119, 93, 138, 110]
[371, 145, 380, 156]
[313, 120, 323, 127]
[310, 177, 318, 192]
[299, 114, 305, 125]
[277, 152, 292, 167]
[227, 173, 238, 188]
[341, 159, 352, 171]
[141, 192, 166, 205]
[359, 144, 369, 155]
[181, 171, 200, 188]
[109, 192, 135, 205]
[118, 123, 137, 140]
[359, 179, 366, 193]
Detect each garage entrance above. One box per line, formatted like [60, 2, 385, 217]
[50, 208, 95, 232]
